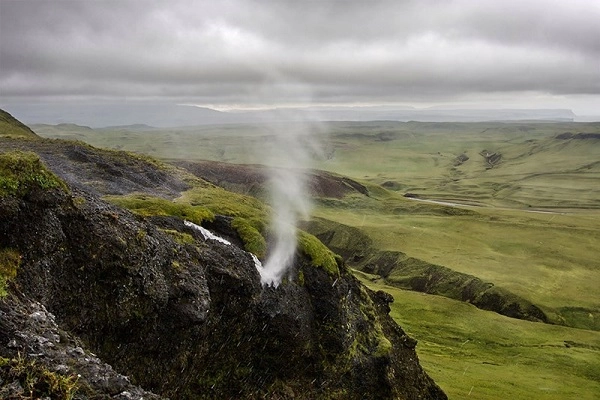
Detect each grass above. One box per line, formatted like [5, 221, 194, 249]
[106, 186, 337, 271]
[355, 272, 600, 400]
[0, 151, 68, 197]
[178, 186, 271, 258]
[297, 230, 340, 276]
[231, 217, 267, 258]
[105, 193, 215, 225]
[0, 248, 20, 297]
[314, 198, 600, 329]
[0, 109, 39, 139]
[33, 120, 600, 397]
[32, 120, 600, 209]
[0, 355, 80, 399]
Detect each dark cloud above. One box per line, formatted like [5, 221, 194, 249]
[1, 0, 599, 114]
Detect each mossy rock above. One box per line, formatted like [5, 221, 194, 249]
[298, 230, 340, 276]
[105, 193, 214, 225]
[159, 229, 195, 245]
[0, 151, 68, 197]
[231, 217, 267, 258]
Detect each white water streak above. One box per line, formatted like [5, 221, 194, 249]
[251, 253, 264, 272]
[184, 220, 231, 245]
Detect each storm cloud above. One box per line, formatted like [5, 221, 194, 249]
[1, 0, 599, 114]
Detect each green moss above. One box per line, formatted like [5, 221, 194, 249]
[0, 248, 20, 297]
[338, 285, 394, 363]
[73, 196, 86, 207]
[178, 186, 273, 259]
[179, 186, 270, 222]
[231, 217, 267, 258]
[297, 269, 305, 286]
[160, 229, 195, 245]
[0, 151, 68, 197]
[0, 355, 79, 399]
[135, 229, 147, 242]
[105, 193, 214, 225]
[373, 335, 392, 357]
[108, 184, 339, 279]
[297, 230, 340, 276]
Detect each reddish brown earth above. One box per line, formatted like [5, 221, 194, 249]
[174, 160, 369, 199]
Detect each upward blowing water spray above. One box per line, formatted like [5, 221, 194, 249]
[259, 121, 318, 287]
[260, 165, 308, 286]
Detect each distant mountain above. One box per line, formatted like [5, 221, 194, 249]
[228, 107, 576, 122]
[412, 108, 576, 122]
[2, 103, 233, 128]
[1, 102, 577, 127]
[102, 123, 157, 131]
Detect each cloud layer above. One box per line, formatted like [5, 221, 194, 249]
[1, 0, 599, 113]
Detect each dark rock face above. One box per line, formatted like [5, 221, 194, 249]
[0, 185, 446, 398]
[0, 296, 162, 399]
[0, 139, 189, 198]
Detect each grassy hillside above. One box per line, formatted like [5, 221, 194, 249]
[33, 120, 600, 209]
[314, 121, 600, 209]
[0, 110, 39, 139]
[310, 189, 600, 330]
[356, 272, 600, 400]
[32, 119, 600, 398]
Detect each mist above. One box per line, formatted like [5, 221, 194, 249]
[259, 116, 322, 287]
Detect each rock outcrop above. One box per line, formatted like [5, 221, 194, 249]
[0, 114, 446, 399]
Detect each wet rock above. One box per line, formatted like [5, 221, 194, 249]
[1, 127, 446, 399]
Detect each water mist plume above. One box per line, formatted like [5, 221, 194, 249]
[260, 121, 321, 287]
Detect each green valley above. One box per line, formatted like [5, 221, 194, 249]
[33, 120, 600, 398]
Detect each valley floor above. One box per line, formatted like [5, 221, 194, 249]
[31, 119, 600, 399]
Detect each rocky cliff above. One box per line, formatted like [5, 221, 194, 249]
[0, 110, 446, 399]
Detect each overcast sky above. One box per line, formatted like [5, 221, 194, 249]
[1, 0, 599, 115]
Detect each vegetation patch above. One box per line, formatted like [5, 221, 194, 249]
[179, 186, 275, 258]
[160, 229, 196, 245]
[231, 217, 267, 258]
[356, 276, 600, 400]
[0, 355, 79, 399]
[180, 186, 270, 221]
[0, 151, 68, 197]
[297, 231, 340, 276]
[0, 109, 39, 139]
[105, 193, 214, 225]
[557, 307, 600, 331]
[0, 248, 21, 297]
